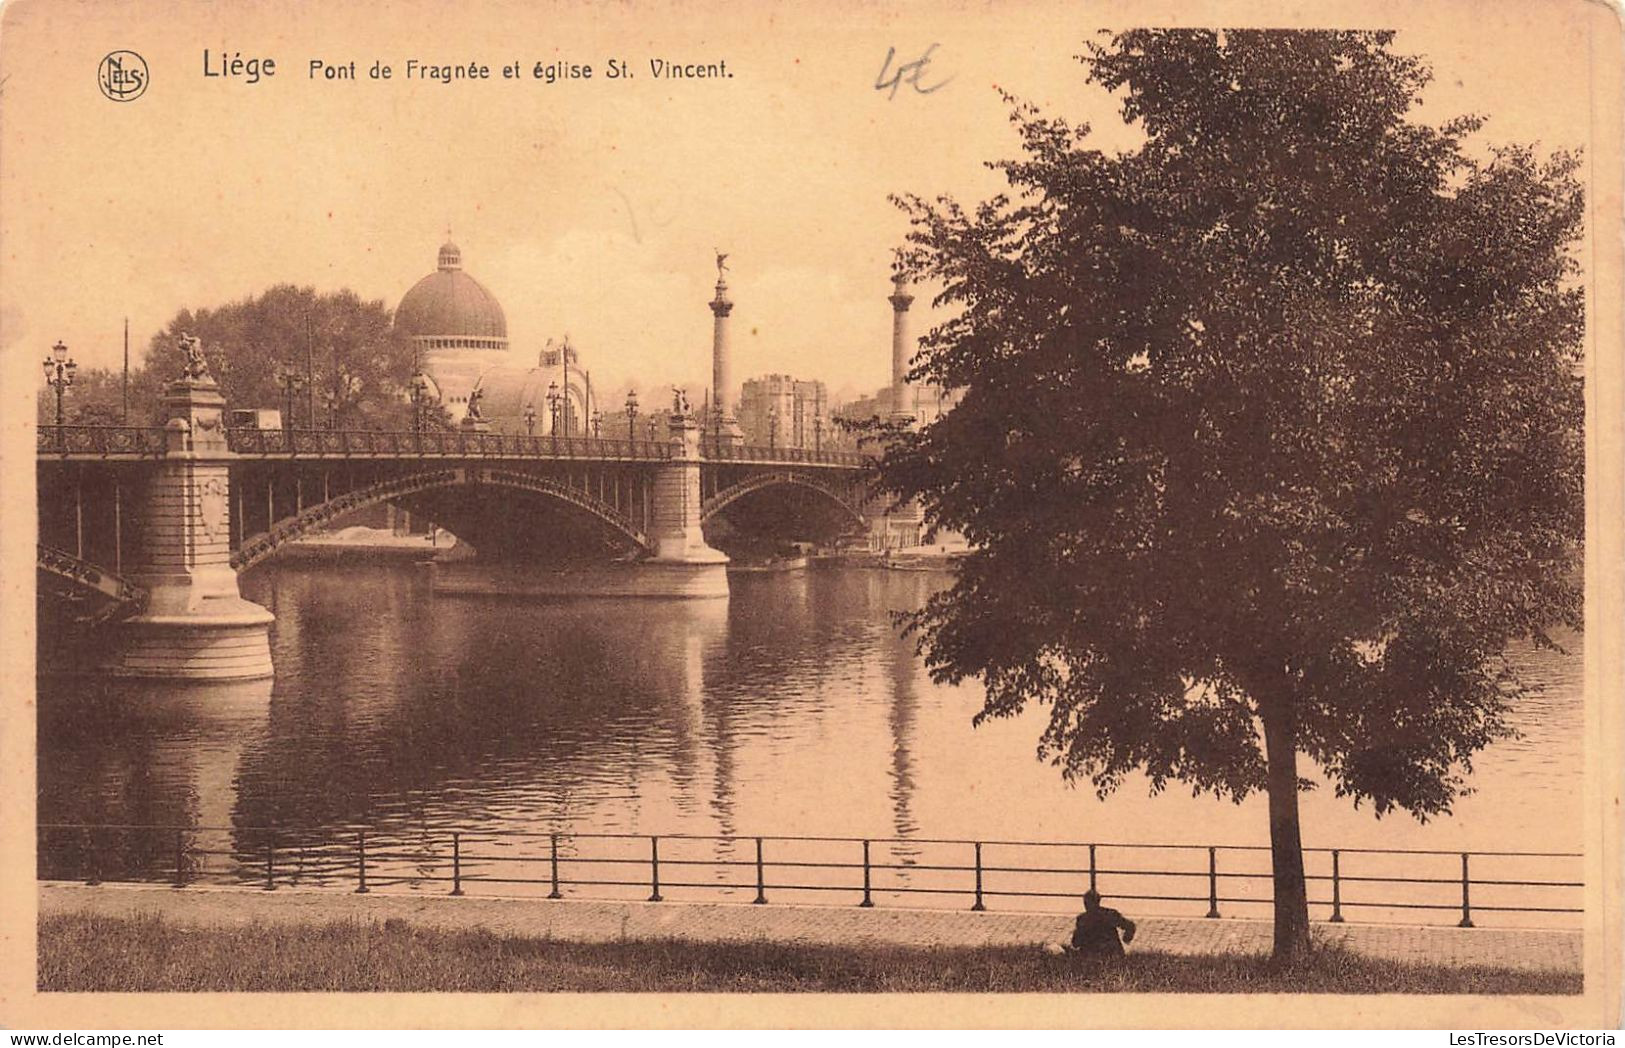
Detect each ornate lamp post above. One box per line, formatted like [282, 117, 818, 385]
[409, 369, 430, 435]
[814, 415, 823, 453]
[625, 389, 639, 442]
[42, 340, 76, 437]
[275, 364, 305, 441]
[524, 403, 537, 436]
[591, 410, 602, 439]
[546, 382, 562, 439]
[647, 417, 657, 442]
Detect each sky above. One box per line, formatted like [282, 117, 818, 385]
[0, 0, 1605, 408]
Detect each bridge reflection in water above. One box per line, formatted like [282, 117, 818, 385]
[38, 563, 1585, 926]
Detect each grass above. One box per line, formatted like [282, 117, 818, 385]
[38, 913, 1581, 994]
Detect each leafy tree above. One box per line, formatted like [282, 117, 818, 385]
[142, 285, 415, 428]
[37, 366, 138, 425]
[883, 30, 1583, 960]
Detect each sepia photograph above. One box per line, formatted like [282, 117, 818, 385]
[1, 0, 1620, 1031]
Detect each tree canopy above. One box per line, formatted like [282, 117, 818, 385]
[140, 285, 415, 428]
[882, 29, 1584, 958]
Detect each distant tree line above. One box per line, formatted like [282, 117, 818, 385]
[38, 285, 420, 429]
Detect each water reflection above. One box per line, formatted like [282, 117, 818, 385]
[38, 562, 1584, 900]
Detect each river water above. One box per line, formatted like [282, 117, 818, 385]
[36, 560, 1584, 925]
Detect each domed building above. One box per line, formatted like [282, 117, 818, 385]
[394, 240, 511, 422]
[395, 239, 595, 431]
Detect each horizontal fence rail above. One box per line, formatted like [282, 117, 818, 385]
[700, 442, 871, 467]
[36, 822, 1583, 929]
[36, 425, 167, 458]
[223, 428, 677, 461]
[37, 425, 871, 467]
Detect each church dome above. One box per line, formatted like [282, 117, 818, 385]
[394, 241, 509, 350]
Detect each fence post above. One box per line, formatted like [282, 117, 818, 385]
[859, 839, 874, 907]
[548, 834, 563, 899]
[1205, 846, 1220, 918]
[753, 837, 767, 905]
[173, 828, 186, 889]
[355, 831, 369, 894]
[450, 832, 464, 896]
[971, 842, 986, 911]
[648, 836, 663, 902]
[264, 834, 276, 891]
[1088, 843, 1097, 893]
[1329, 850, 1345, 923]
[82, 826, 100, 886]
[1458, 852, 1474, 928]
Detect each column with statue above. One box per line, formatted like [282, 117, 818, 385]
[115, 335, 275, 680]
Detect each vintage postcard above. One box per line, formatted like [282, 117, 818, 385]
[0, 0, 1620, 1031]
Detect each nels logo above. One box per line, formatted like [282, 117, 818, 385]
[98, 50, 148, 102]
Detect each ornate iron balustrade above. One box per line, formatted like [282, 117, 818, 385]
[224, 428, 675, 461]
[700, 442, 871, 467]
[35, 425, 875, 468]
[36, 425, 167, 458]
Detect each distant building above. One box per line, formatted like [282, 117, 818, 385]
[393, 240, 594, 432]
[738, 374, 829, 449]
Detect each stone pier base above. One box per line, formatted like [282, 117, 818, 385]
[111, 611, 274, 681]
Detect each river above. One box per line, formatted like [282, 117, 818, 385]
[36, 560, 1584, 925]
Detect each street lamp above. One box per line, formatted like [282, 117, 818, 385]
[814, 415, 823, 452]
[546, 382, 561, 438]
[647, 418, 657, 442]
[524, 403, 537, 436]
[275, 364, 304, 439]
[625, 389, 639, 442]
[409, 369, 431, 434]
[42, 340, 76, 432]
[591, 410, 602, 439]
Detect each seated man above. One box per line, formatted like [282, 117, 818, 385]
[1069, 889, 1137, 958]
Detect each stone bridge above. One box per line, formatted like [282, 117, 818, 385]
[36, 370, 875, 681]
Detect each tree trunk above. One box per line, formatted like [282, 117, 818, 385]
[1262, 700, 1312, 963]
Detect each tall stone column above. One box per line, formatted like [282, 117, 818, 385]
[116, 339, 274, 680]
[889, 272, 916, 422]
[880, 273, 925, 551]
[710, 254, 744, 445]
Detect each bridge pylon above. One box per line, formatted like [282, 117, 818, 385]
[115, 354, 274, 680]
[646, 409, 730, 596]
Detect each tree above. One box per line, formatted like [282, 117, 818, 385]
[882, 30, 1584, 961]
[142, 285, 415, 428]
[37, 366, 135, 425]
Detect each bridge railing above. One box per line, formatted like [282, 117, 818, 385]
[224, 427, 674, 460]
[700, 442, 872, 467]
[36, 821, 1583, 929]
[36, 425, 167, 458]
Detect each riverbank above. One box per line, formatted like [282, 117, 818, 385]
[37, 909, 1579, 993]
[38, 883, 1581, 987]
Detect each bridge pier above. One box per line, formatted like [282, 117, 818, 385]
[645, 411, 729, 597]
[114, 364, 274, 680]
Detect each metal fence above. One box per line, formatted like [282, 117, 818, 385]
[225, 428, 676, 461]
[700, 442, 870, 467]
[36, 822, 1582, 928]
[36, 425, 874, 467]
[36, 425, 167, 458]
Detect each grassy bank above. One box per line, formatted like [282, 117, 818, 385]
[38, 913, 1580, 993]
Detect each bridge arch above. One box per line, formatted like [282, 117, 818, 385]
[700, 471, 868, 530]
[231, 466, 655, 572]
[37, 543, 148, 625]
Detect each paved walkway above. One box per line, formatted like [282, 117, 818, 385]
[39, 882, 1580, 973]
